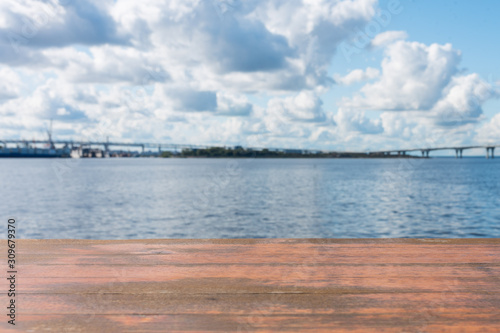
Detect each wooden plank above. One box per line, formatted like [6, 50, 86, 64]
[1, 239, 499, 332]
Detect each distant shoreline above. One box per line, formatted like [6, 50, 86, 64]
[161, 147, 424, 159]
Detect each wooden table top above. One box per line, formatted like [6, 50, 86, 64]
[1, 238, 499, 332]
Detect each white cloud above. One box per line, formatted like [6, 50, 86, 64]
[334, 107, 382, 134]
[0, 0, 127, 64]
[346, 41, 462, 111]
[370, 30, 407, 48]
[334, 67, 379, 85]
[477, 113, 500, 144]
[432, 74, 497, 126]
[215, 92, 253, 116]
[47, 46, 170, 85]
[267, 91, 327, 123]
[0, 67, 21, 101]
[379, 112, 419, 139]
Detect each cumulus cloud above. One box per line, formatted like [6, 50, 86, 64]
[432, 74, 497, 126]
[251, 0, 377, 69]
[334, 67, 379, 85]
[346, 41, 462, 111]
[477, 113, 500, 144]
[0, 0, 128, 64]
[215, 92, 253, 116]
[49, 46, 171, 85]
[379, 112, 419, 139]
[267, 91, 327, 123]
[0, 67, 21, 101]
[370, 30, 407, 48]
[0, 79, 90, 122]
[334, 107, 382, 134]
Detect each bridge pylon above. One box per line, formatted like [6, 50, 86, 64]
[486, 147, 495, 159]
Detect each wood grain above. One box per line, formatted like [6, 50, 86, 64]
[1, 239, 499, 332]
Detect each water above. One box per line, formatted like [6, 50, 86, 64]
[1, 158, 499, 239]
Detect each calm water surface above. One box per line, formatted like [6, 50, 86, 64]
[1, 158, 499, 239]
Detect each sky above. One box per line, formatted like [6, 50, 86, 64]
[1, 0, 500, 152]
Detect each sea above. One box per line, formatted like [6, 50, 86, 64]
[1, 158, 499, 239]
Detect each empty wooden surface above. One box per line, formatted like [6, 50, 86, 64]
[1, 238, 499, 332]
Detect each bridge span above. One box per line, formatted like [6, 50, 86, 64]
[0, 139, 212, 153]
[369, 145, 500, 159]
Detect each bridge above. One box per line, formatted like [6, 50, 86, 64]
[369, 145, 500, 159]
[0, 139, 499, 158]
[0, 139, 211, 152]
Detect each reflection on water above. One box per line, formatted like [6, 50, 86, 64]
[1, 158, 499, 239]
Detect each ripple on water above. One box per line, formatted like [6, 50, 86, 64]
[0, 158, 499, 239]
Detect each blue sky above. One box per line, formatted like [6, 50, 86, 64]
[0, 0, 499, 151]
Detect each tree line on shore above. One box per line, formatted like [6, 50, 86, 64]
[161, 147, 419, 158]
